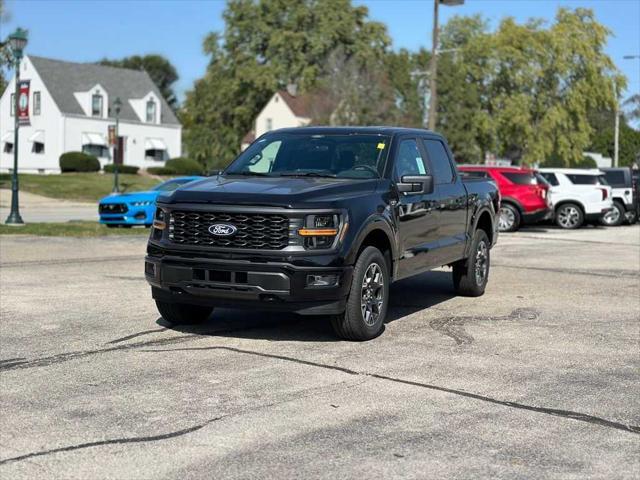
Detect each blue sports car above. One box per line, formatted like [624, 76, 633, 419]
[99, 176, 202, 227]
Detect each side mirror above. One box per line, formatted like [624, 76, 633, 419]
[397, 175, 434, 194]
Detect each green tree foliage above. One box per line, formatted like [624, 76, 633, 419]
[587, 109, 640, 167]
[0, 0, 11, 94]
[99, 55, 179, 109]
[182, 0, 390, 169]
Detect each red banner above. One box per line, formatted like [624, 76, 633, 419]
[108, 125, 117, 146]
[17, 80, 30, 126]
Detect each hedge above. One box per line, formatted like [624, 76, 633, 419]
[59, 152, 100, 173]
[165, 157, 203, 175]
[104, 164, 139, 174]
[147, 166, 177, 175]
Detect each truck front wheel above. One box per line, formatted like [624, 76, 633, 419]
[330, 246, 389, 341]
[155, 301, 213, 325]
[452, 229, 490, 297]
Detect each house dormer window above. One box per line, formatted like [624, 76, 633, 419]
[146, 99, 156, 123]
[92, 93, 103, 117]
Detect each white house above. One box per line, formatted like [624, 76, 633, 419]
[0, 55, 181, 173]
[241, 86, 312, 150]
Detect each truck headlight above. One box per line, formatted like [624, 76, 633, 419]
[152, 208, 166, 230]
[299, 214, 346, 250]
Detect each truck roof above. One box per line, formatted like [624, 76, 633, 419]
[267, 126, 441, 137]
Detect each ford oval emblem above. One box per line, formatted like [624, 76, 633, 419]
[208, 223, 237, 236]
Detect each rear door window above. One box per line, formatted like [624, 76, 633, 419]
[423, 139, 454, 184]
[566, 174, 599, 185]
[540, 172, 559, 186]
[460, 170, 488, 179]
[501, 172, 537, 185]
[603, 170, 626, 187]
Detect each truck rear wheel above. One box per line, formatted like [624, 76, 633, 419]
[155, 301, 213, 325]
[452, 229, 490, 297]
[330, 246, 389, 341]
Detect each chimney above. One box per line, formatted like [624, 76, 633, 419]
[286, 83, 297, 97]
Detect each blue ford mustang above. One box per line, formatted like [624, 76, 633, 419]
[99, 176, 202, 227]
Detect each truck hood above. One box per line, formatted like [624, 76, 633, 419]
[160, 175, 378, 208]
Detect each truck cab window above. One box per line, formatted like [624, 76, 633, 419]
[395, 139, 428, 178]
[423, 139, 453, 184]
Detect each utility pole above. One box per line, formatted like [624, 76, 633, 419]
[614, 102, 619, 167]
[427, 0, 464, 131]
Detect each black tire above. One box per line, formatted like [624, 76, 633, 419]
[106, 224, 118, 229]
[330, 246, 389, 341]
[452, 229, 490, 297]
[498, 203, 521, 232]
[626, 210, 638, 225]
[155, 301, 213, 325]
[555, 203, 584, 229]
[601, 201, 625, 227]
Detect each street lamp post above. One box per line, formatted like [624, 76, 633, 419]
[5, 28, 28, 225]
[427, 0, 464, 130]
[112, 97, 122, 193]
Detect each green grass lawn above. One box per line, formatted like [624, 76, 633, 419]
[0, 173, 163, 202]
[0, 221, 150, 237]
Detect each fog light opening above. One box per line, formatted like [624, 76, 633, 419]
[306, 274, 339, 287]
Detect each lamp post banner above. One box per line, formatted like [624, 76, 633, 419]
[17, 80, 30, 126]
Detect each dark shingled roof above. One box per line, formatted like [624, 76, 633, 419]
[29, 55, 180, 125]
[277, 90, 312, 118]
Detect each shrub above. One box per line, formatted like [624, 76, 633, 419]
[104, 164, 139, 174]
[165, 157, 203, 175]
[59, 152, 100, 173]
[147, 166, 177, 176]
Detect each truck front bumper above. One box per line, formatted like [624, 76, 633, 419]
[145, 255, 353, 316]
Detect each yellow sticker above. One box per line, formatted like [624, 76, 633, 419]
[377, 143, 386, 150]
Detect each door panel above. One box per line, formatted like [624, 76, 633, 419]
[392, 138, 440, 278]
[422, 138, 467, 264]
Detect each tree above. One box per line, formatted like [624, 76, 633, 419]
[182, 0, 390, 169]
[587, 108, 640, 167]
[99, 54, 179, 109]
[0, 0, 11, 94]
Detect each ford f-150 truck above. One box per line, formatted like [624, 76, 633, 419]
[145, 127, 499, 341]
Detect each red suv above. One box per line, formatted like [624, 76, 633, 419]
[458, 166, 550, 232]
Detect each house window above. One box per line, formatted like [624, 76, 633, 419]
[82, 144, 109, 158]
[92, 94, 103, 117]
[33, 91, 41, 115]
[266, 118, 273, 131]
[145, 149, 166, 161]
[3, 142, 13, 153]
[146, 100, 156, 123]
[32, 142, 45, 154]
[10, 94, 15, 116]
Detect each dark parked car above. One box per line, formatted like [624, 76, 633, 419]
[145, 127, 499, 341]
[599, 167, 638, 226]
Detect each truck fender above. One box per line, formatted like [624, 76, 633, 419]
[345, 214, 397, 274]
[465, 204, 497, 258]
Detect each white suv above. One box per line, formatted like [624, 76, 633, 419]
[538, 168, 613, 229]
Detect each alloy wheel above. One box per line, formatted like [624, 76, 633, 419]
[360, 262, 385, 326]
[557, 205, 580, 228]
[602, 207, 620, 225]
[474, 240, 488, 286]
[498, 207, 515, 231]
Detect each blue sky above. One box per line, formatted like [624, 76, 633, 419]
[2, 0, 639, 103]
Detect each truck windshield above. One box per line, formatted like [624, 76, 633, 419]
[225, 133, 391, 179]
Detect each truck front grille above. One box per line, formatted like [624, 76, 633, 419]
[169, 210, 290, 250]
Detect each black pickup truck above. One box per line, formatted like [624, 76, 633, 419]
[145, 127, 499, 340]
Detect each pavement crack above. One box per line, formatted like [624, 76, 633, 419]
[493, 263, 640, 279]
[0, 417, 225, 466]
[429, 308, 539, 346]
[106, 328, 168, 344]
[143, 345, 640, 436]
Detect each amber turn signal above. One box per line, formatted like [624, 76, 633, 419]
[153, 220, 166, 230]
[298, 228, 338, 236]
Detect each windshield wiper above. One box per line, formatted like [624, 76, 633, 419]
[278, 172, 337, 178]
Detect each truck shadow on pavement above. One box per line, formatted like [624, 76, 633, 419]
[160, 271, 457, 342]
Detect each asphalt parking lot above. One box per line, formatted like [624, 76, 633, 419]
[0, 225, 638, 479]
